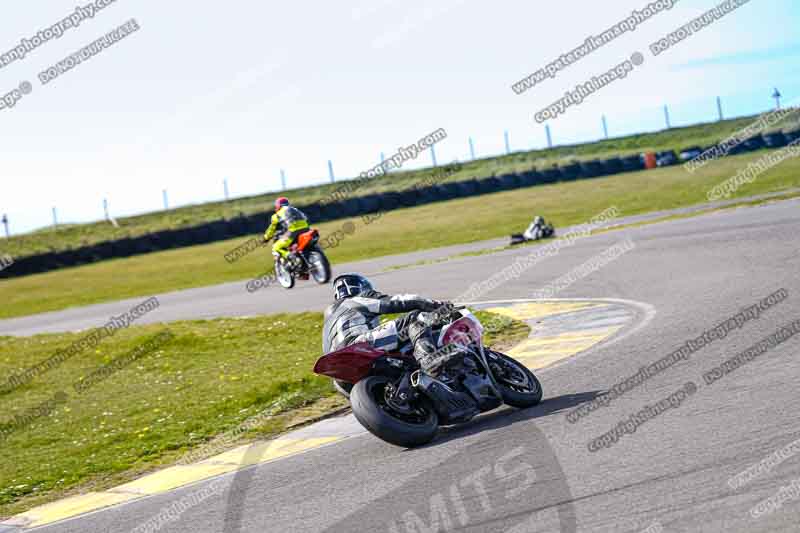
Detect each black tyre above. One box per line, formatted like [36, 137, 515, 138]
[308, 247, 332, 284]
[488, 351, 543, 408]
[350, 375, 439, 448]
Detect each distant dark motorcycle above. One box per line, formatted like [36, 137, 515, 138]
[273, 229, 332, 289]
[313, 306, 543, 447]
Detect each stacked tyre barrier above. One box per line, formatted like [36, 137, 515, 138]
[1, 128, 797, 280]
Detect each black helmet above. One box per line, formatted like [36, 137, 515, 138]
[333, 273, 373, 300]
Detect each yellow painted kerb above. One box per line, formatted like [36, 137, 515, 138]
[3, 300, 631, 530]
[485, 303, 627, 371]
[485, 301, 600, 322]
[5, 492, 139, 529]
[2, 436, 344, 529]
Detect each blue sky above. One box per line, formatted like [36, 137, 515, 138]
[1, 0, 798, 235]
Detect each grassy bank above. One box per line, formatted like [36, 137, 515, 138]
[1, 149, 799, 320]
[2, 111, 798, 259]
[0, 309, 531, 518]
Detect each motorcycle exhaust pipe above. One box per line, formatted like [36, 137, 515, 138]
[412, 371, 479, 424]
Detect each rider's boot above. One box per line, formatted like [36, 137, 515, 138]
[409, 318, 464, 378]
[408, 319, 439, 374]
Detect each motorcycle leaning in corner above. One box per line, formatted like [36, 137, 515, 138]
[510, 215, 555, 245]
[313, 304, 543, 447]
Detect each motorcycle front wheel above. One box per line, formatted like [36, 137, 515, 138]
[488, 350, 543, 408]
[274, 259, 295, 289]
[350, 375, 438, 448]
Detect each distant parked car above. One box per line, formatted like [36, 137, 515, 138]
[656, 150, 678, 167]
[679, 146, 703, 162]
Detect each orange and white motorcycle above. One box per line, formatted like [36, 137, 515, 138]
[273, 229, 332, 289]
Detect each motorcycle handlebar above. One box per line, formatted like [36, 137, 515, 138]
[430, 303, 466, 324]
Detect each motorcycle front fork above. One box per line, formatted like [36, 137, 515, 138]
[274, 252, 303, 270]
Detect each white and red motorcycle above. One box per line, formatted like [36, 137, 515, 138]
[313, 306, 542, 447]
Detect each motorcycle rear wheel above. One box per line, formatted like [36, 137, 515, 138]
[350, 375, 438, 448]
[308, 247, 332, 284]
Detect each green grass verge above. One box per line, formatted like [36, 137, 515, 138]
[1, 149, 799, 320]
[3, 111, 799, 258]
[0, 309, 531, 518]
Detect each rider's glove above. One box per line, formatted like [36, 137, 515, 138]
[437, 300, 456, 312]
[428, 301, 457, 325]
[420, 300, 448, 314]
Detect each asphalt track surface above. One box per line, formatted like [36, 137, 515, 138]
[1, 189, 797, 337]
[4, 197, 800, 532]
